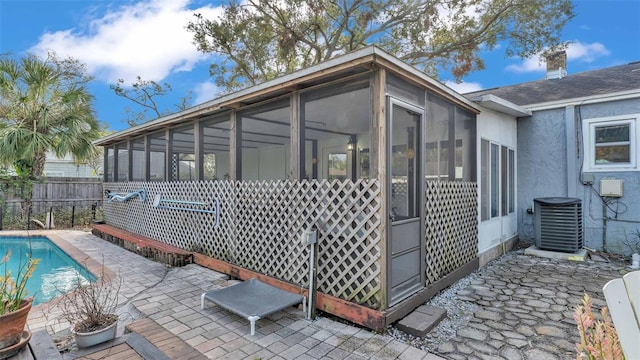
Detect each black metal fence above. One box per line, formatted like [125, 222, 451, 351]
[0, 199, 104, 230]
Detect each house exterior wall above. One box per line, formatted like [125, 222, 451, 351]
[517, 98, 640, 254]
[476, 107, 518, 264]
[37, 152, 99, 178]
[43, 161, 98, 178]
[517, 108, 568, 242]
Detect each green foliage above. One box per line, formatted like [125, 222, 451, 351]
[110, 76, 193, 127]
[0, 250, 40, 315]
[0, 51, 104, 179]
[187, 0, 574, 92]
[574, 293, 624, 360]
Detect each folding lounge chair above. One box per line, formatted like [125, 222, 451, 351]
[201, 279, 306, 335]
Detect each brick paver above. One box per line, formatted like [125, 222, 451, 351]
[19, 230, 435, 359]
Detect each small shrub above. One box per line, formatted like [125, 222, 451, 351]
[0, 250, 40, 315]
[573, 293, 624, 360]
[53, 264, 121, 333]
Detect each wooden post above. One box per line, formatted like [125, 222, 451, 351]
[371, 67, 388, 310]
[165, 127, 172, 181]
[144, 134, 151, 182]
[194, 120, 204, 181]
[229, 110, 240, 181]
[103, 146, 109, 182]
[290, 92, 303, 180]
[127, 139, 133, 181]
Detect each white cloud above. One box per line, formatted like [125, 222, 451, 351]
[193, 81, 222, 105]
[504, 41, 611, 73]
[565, 42, 610, 63]
[504, 55, 545, 73]
[30, 0, 223, 83]
[444, 80, 483, 94]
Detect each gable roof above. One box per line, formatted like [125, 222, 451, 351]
[465, 61, 640, 108]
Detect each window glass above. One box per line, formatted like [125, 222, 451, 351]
[149, 131, 166, 181]
[239, 100, 290, 181]
[171, 125, 196, 181]
[327, 153, 347, 181]
[480, 139, 489, 221]
[490, 143, 499, 218]
[584, 116, 638, 171]
[501, 146, 507, 217]
[116, 142, 128, 182]
[131, 138, 145, 181]
[595, 124, 631, 164]
[455, 108, 476, 181]
[301, 79, 370, 180]
[508, 149, 515, 213]
[202, 114, 230, 180]
[386, 73, 425, 107]
[106, 147, 114, 182]
[425, 95, 450, 180]
[390, 103, 420, 220]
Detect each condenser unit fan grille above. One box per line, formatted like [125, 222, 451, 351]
[534, 197, 583, 253]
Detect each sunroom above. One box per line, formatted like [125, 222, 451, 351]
[94, 46, 480, 330]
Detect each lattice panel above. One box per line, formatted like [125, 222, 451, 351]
[103, 179, 383, 309]
[424, 181, 478, 285]
[391, 180, 408, 218]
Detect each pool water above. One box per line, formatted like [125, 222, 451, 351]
[0, 236, 96, 305]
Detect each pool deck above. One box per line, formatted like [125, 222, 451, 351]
[8, 229, 439, 360]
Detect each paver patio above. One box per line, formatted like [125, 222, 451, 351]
[16, 230, 440, 359]
[10, 229, 630, 359]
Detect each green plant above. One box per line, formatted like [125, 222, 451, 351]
[574, 293, 624, 360]
[0, 250, 40, 315]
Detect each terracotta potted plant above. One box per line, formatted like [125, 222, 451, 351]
[55, 266, 121, 349]
[0, 250, 40, 356]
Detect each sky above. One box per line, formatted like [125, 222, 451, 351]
[1, 0, 639, 132]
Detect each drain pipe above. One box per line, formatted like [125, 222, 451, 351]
[602, 203, 608, 253]
[304, 228, 318, 320]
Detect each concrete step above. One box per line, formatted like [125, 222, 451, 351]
[397, 305, 447, 337]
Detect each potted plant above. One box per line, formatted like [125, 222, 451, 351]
[0, 250, 40, 353]
[55, 265, 121, 349]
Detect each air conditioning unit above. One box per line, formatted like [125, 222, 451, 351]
[534, 197, 583, 253]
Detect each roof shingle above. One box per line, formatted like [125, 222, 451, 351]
[465, 61, 640, 106]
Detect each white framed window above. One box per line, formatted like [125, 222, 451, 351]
[480, 139, 500, 221]
[584, 114, 639, 172]
[481, 139, 515, 222]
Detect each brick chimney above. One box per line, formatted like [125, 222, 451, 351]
[545, 51, 567, 80]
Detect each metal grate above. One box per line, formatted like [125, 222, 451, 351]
[534, 197, 583, 252]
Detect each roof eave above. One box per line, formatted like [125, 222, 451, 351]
[471, 94, 531, 117]
[523, 89, 640, 111]
[95, 46, 481, 146]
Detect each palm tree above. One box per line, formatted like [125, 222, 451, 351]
[0, 52, 101, 178]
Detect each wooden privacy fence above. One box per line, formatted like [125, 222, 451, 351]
[103, 179, 477, 311]
[0, 177, 103, 215]
[0, 177, 103, 229]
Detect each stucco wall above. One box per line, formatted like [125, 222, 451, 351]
[517, 98, 640, 255]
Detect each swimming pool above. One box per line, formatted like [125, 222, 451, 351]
[0, 236, 96, 305]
